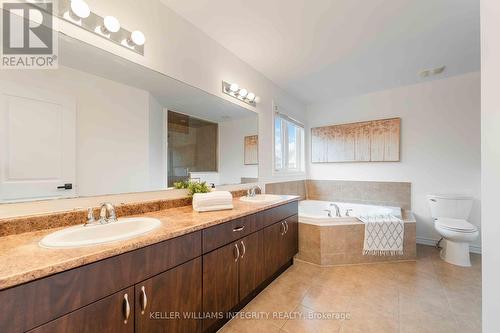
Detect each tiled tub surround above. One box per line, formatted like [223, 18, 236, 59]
[266, 180, 307, 199]
[265, 179, 411, 210]
[306, 179, 411, 210]
[267, 180, 415, 265]
[0, 195, 297, 290]
[296, 210, 416, 266]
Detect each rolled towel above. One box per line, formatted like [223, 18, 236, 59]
[193, 191, 234, 212]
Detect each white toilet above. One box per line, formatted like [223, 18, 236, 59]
[427, 194, 478, 267]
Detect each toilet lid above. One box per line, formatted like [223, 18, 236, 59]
[435, 218, 477, 232]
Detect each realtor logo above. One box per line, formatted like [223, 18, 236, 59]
[1, 1, 58, 69]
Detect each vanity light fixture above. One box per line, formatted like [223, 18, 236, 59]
[64, 0, 90, 24]
[125, 30, 146, 47]
[56, 0, 146, 55]
[229, 83, 239, 93]
[222, 81, 259, 107]
[96, 16, 121, 36]
[238, 88, 248, 98]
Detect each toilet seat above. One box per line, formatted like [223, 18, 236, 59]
[435, 218, 477, 233]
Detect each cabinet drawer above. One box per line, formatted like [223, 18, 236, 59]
[0, 231, 201, 333]
[28, 287, 134, 333]
[260, 201, 298, 228]
[203, 214, 257, 253]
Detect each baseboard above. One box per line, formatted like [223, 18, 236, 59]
[416, 237, 482, 254]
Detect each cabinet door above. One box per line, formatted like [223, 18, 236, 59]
[202, 242, 240, 331]
[284, 215, 299, 261]
[238, 230, 264, 301]
[29, 287, 134, 333]
[135, 258, 202, 333]
[263, 221, 286, 280]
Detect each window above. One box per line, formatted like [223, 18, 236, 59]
[274, 112, 305, 172]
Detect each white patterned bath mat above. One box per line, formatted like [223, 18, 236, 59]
[359, 215, 404, 256]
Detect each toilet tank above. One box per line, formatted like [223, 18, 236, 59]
[427, 194, 473, 219]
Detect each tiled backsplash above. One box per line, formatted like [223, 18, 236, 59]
[0, 189, 249, 237]
[266, 179, 411, 210]
[306, 180, 411, 210]
[265, 180, 307, 199]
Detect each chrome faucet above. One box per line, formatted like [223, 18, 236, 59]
[247, 185, 262, 197]
[329, 203, 341, 217]
[84, 207, 97, 226]
[98, 202, 118, 224]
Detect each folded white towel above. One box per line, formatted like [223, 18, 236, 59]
[193, 191, 234, 212]
[359, 215, 404, 256]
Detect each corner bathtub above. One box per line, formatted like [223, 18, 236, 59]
[299, 200, 402, 225]
[296, 200, 415, 265]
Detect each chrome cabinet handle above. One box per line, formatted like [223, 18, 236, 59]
[123, 293, 131, 324]
[140, 285, 148, 315]
[240, 240, 246, 258]
[280, 222, 285, 236]
[233, 226, 245, 232]
[284, 221, 289, 234]
[234, 243, 240, 262]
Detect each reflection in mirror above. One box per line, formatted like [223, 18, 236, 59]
[0, 34, 258, 203]
[167, 111, 218, 187]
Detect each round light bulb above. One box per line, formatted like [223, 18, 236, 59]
[70, 0, 90, 19]
[254, 96, 261, 104]
[247, 92, 256, 101]
[239, 89, 248, 98]
[103, 16, 120, 33]
[229, 83, 239, 92]
[131, 30, 146, 46]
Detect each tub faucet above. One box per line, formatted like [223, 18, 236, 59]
[330, 203, 341, 217]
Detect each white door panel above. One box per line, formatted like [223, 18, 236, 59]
[0, 81, 76, 201]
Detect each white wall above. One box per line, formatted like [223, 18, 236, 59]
[481, 0, 500, 330]
[219, 117, 259, 185]
[54, 0, 306, 183]
[306, 72, 481, 250]
[1, 66, 164, 196]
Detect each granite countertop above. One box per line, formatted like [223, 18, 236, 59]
[0, 195, 299, 290]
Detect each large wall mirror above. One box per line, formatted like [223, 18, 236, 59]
[0, 34, 259, 203]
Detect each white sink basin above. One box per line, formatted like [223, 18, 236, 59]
[240, 194, 282, 204]
[39, 217, 162, 249]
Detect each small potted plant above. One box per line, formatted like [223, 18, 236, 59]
[174, 180, 211, 197]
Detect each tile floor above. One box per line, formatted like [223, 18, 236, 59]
[219, 245, 481, 333]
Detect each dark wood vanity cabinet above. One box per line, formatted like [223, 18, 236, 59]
[238, 231, 264, 300]
[135, 258, 202, 333]
[263, 215, 299, 280]
[284, 215, 299, 261]
[202, 230, 265, 331]
[29, 287, 135, 333]
[30, 258, 203, 333]
[0, 200, 298, 333]
[202, 241, 240, 330]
